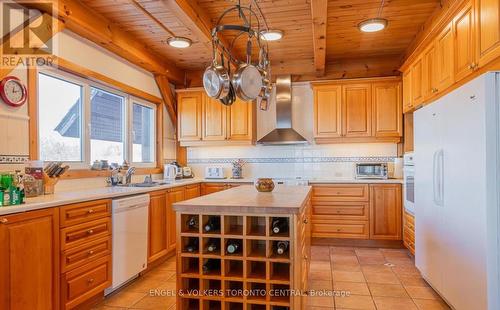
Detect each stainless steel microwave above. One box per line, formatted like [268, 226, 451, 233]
[355, 163, 388, 179]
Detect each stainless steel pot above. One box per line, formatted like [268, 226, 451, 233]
[203, 51, 230, 99]
[232, 40, 263, 101]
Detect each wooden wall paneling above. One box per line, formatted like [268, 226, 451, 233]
[453, 1, 476, 82]
[372, 82, 403, 137]
[475, 0, 500, 66]
[311, 0, 328, 76]
[342, 83, 372, 137]
[313, 85, 342, 138]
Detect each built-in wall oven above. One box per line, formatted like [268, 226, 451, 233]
[403, 153, 415, 215]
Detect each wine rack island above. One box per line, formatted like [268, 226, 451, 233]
[173, 185, 312, 310]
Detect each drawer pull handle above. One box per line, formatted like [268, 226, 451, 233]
[87, 229, 94, 235]
[336, 228, 342, 232]
[88, 250, 94, 255]
[87, 209, 95, 214]
[0, 218, 8, 224]
[87, 278, 94, 284]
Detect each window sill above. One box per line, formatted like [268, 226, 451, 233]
[59, 167, 162, 180]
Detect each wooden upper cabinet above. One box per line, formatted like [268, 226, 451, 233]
[227, 98, 255, 141]
[402, 69, 412, 113]
[369, 184, 402, 240]
[202, 96, 226, 141]
[343, 83, 372, 137]
[0, 209, 59, 310]
[372, 82, 402, 137]
[167, 187, 185, 252]
[422, 44, 438, 101]
[148, 191, 168, 263]
[436, 22, 455, 91]
[475, 0, 500, 66]
[177, 92, 202, 141]
[313, 85, 342, 138]
[454, 1, 476, 82]
[411, 58, 423, 105]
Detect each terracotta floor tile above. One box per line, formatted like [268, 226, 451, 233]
[332, 271, 366, 283]
[104, 291, 147, 308]
[355, 248, 383, 257]
[332, 255, 360, 264]
[361, 264, 392, 274]
[309, 280, 333, 290]
[330, 246, 356, 253]
[413, 298, 451, 310]
[307, 307, 334, 310]
[363, 271, 400, 284]
[335, 294, 376, 310]
[307, 295, 335, 307]
[358, 256, 386, 265]
[128, 295, 176, 309]
[143, 270, 176, 282]
[124, 276, 164, 293]
[310, 261, 332, 272]
[397, 275, 430, 287]
[91, 305, 127, 310]
[156, 259, 176, 271]
[311, 269, 333, 280]
[373, 296, 418, 310]
[333, 263, 362, 272]
[385, 257, 414, 266]
[392, 265, 421, 276]
[405, 286, 441, 300]
[368, 283, 409, 298]
[333, 281, 370, 296]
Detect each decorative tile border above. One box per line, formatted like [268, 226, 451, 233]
[0, 155, 30, 164]
[188, 156, 396, 164]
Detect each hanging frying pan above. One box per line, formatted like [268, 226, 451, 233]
[203, 47, 230, 99]
[232, 39, 263, 101]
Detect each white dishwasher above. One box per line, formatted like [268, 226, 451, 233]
[105, 194, 149, 295]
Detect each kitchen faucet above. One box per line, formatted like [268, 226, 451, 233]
[125, 167, 136, 185]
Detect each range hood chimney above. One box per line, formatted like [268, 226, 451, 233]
[257, 75, 308, 145]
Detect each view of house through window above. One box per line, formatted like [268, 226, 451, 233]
[38, 73, 83, 162]
[37, 70, 157, 167]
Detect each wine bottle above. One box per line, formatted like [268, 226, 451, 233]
[186, 216, 198, 230]
[206, 239, 219, 253]
[276, 241, 289, 255]
[272, 218, 288, 234]
[184, 238, 198, 253]
[202, 259, 220, 274]
[204, 216, 220, 232]
[226, 239, 241, 254]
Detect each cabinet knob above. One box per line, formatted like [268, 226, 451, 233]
[88, 250, 94, 255]
[432, 88, 438, 93]
[304, 255, 308, 261]
[87, 229, 94, 235]
[87, 209, 95, 214]
[87, 278, 95, 284]
[336, 228, 342, 232]
[0, 218, 8, 224]
[303, 218, 308, 224]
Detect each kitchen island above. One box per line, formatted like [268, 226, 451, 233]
[172, 185, 312, 310]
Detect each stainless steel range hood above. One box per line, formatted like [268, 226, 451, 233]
[257, 75, 309, 145]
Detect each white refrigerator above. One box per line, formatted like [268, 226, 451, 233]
[414, 72, 500, 310]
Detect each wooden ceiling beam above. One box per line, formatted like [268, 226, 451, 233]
[311, 0, 328, 77]
[19, 0, 185, 85]
[155, 75, 177, 125]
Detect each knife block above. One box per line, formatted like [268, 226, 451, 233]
[43, 173, 60, 195]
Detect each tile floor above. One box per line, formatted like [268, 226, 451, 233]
[93, 246, 450, 310]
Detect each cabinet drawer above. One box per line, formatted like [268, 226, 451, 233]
[313, 202, 369, 220]
[61, 217, 111, 250]
[61, 236, 111, 273]
[312, 220, 369, 239]
[312, 185, 369, 202]
[60, 200, 111, 227]
[62, 256, 111, 309]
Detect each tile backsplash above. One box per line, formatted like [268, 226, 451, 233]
[187, 143, 398, 179]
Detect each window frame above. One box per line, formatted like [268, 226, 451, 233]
[36, 67, 158, 169]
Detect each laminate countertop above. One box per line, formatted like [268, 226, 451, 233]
[173, 185, 312, 215]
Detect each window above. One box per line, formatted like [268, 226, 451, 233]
[37, 70, 157, 167]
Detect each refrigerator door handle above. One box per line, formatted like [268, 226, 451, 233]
[433, 150, 439, 205]
[435, 149, 445, 206]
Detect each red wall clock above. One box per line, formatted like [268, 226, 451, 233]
[0, 76, 28, 107]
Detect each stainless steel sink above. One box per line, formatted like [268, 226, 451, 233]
[120, 182, 168, 187]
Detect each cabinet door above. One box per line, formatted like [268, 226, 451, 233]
[201, 183, 228, 195]
[436, 23, 455, 91]
[454, 1, 476, 82]
[148, 191, 168, 263]
[227, 98, 254, 141]
[475, 0, 500, 66]
[177, 92, 202, 141]
[422, 44, 438, 101]
[185, 184, 201, 200]
[202, 95, 226, 141]
[0, 209, 59, 310]
[402, 69, 412, 112]
[369, 184, 402, 240]
[342, 83, 372, 137]
[411, 58, 423, 105]
[167, 187, 185, 252]
[372, 82, 402, 137]
[313, 85, 342, 138]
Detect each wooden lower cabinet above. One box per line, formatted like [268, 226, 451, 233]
[200, 182, 251, 195]
[0, 208, 60, 310]
[167, 187, 185, 252]
[148, 190, 169, 263]
[311, 183, 402, 241]
[184, 184, 201, 200]
[403, 211, 415, 255]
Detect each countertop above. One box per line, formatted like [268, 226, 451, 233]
[0, 177, 402, 216]
[173, 185, 312, 214]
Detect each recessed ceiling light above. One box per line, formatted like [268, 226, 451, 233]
[166, 37, 192, 48]
[358, 18, 388, 33]
[260, 30, 284, 41]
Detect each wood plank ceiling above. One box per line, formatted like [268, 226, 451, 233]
[77, 0, 441, 83]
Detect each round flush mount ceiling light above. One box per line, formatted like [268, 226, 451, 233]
[260, 30, 284, 41]
[358, 18, 388, 33]
[167, 37, 192, 48]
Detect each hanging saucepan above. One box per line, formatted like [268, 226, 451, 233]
[256, 49, 272, 110]
[232, 39, 263, 101]
[203, 47, 230, 99]
[219, 52, 236, 106]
